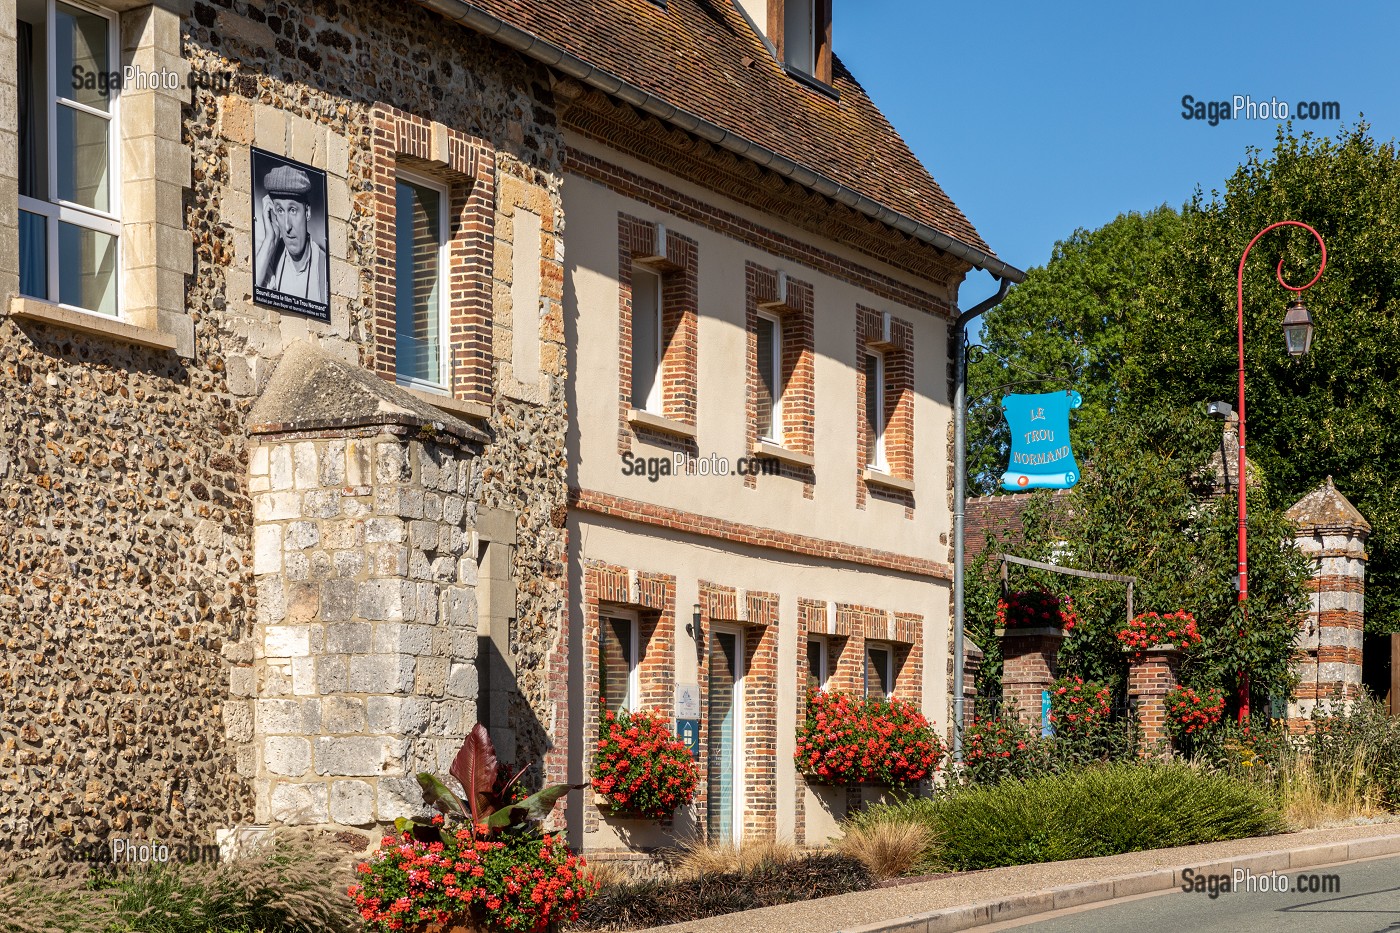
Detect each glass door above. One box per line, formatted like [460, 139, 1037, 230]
[706, 626, 744, 844]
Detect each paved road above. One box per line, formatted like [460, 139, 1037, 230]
[988, 854, 1400, 933]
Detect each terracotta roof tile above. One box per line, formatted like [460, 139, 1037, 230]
[456, 0, 991, 254]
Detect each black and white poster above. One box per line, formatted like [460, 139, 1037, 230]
[252, 148, 330, 321]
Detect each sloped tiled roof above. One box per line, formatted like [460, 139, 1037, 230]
[458, 0, 991, 254]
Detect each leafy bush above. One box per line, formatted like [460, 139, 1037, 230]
[573, 853, 872, 930]
[592, 707, 700, 819]
[851, 763, 1283, 872]
[958, 716, 1046, 785]
[795, 690, 944, 786]
[1116, 610, 1203, 653]
[997, 588, 1077, 631]
[1047, 676, 1111, 739]
[1165, 685, 1226, 749]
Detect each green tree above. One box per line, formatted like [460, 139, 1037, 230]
[976, 409, 1311, 713]
[1130, 123, 1400, 634]
[967, 206, 1183, 491]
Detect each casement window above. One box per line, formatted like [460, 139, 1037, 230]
[599, 613, 640, 716]
[394, 171, 450, 391]
[17, 0, 121, 317]
[755, 311, 784, 443]
[864, 641, 893, 700]
[863, 349, 888, 471]
[630, 266, 664, 413]
[806, 635, 829, 691]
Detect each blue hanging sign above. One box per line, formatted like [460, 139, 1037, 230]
[1001, 390, 1082, 491]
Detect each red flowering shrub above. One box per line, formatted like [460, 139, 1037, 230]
[1116, 610, 1202, 653]
[959, 716, 1043, 784]
[350, 820, 597, 933]
[795, 689, 944, 786]
[592, 707, 700, 819]
[996, 588, 1078, 631]
[1048, 676, 1112, 739]
[1165, 685, 1226, 740]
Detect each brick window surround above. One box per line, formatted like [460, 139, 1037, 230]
[745, 263, 815, 494]
[856, 305, 914, 513]
[617, 214, 699, 453]
[370, 104, 494, 405]
[698, 582, 779, 840]
[768, 0, 835, 87]
[580, 562, 676, 833]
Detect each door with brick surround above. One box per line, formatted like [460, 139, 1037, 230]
[707, 625, 745, 844]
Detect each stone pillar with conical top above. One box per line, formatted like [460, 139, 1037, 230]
[1285, 477, 1369, 730]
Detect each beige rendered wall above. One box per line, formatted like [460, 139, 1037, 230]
[563, 133, 959, 850]
[564, 135, 956, 558]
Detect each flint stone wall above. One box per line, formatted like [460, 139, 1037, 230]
[0, 0, 567, 864]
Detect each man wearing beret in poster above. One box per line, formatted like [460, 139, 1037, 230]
[254, 165, 328, 304]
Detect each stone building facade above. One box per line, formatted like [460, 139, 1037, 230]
[0, 0, 1017, 864]
[1, 0, 567, 862]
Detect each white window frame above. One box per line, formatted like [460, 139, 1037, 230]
[18, 0, 123, 317]
[864, 641, 894, 700]
[864, 349, 888, 471]
[601, 610, 641, 714]
[393, 167, 451, 393]
[756, 310, 784, 444]
[631, 264, 665, 414]
[806, 634, 829, 691]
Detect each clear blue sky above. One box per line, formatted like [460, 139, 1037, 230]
[835, 0, 1399, 303]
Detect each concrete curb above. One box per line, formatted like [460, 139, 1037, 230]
[836, 834, 1400, 933]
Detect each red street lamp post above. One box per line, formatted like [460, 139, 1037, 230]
[1235, 221, 1326, 722]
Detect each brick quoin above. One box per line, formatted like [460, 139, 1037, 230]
[616, 214, 700, 456]
[580, 561, 676, 835]
[368, 104, 494, 404]
[855, 305, 914, 518]
[744, 262, 816, 496]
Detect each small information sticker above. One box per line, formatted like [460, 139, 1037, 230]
[675, 683, 700, 720]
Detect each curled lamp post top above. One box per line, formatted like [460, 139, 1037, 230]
[1239, 220, 1327, 295]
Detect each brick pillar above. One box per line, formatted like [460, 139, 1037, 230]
[1127, 646, 1182, 756]
[999, 627, 1064, 730]
[961, 638, 984, 726]
[1285, 477, 1369, 730]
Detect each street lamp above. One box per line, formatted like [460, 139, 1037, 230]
[1234, 221, 1326, 721]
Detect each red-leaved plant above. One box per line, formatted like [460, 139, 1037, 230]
[349, 724, 593, 932]
[1117, 610, 1203, 653]
[996, 588, 1078, 631]
[591, 707, 700, 819]
[794, 689, 944, 786]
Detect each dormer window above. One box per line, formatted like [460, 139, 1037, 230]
[773, 0, 832, 86]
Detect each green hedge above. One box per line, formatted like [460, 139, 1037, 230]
[849, 762, 1285, 871]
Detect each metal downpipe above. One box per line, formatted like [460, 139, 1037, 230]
[952, 275, 1012, 760]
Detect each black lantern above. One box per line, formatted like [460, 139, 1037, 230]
[1281, 299, 1314, 357]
